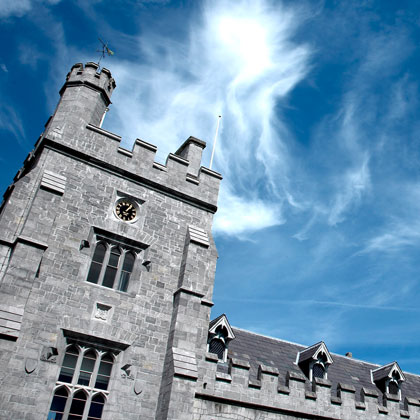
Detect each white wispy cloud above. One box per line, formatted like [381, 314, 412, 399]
[0, 0, 60, 18]
[0, 104, 26, 146]
[213, 183, 283, 236]
[104, 0, 311, 237]
[328, 153, 371, 226]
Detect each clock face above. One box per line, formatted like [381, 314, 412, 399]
[115, 201, 137, 222]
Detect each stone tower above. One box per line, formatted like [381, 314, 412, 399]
[0, 62, 222, 419]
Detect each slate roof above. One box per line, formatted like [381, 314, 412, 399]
[224, 326, 420, 403]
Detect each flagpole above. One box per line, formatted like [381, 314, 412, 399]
[209, 115, 221, 170]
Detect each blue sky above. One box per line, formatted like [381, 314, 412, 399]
[2, 0, 420, 373]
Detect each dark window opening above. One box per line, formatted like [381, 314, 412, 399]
[49, 345, 113, 420]
[389, 381, 399, 395]
[87, 240, 137, 292]
[209, 338, 225, 360]
[313, 363, 325, 379]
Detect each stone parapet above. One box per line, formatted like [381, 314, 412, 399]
[195, 358, 420, 419]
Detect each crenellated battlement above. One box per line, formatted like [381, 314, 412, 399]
[195, 355, 420, 419]
[33, 63, 222, 212]
[62, 62, 116, 104]
[33, 121, 222, 212]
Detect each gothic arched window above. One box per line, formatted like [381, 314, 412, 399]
[312, 363, 325, 379]
[87, 241, 136, 292]
[208, 338, 226, 360]
[48, 345, 114, 420]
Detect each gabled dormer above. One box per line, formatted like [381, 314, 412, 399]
[296, 341, 333, 381]
[371, 362, 405, 399]
[207, 314, 235, 362]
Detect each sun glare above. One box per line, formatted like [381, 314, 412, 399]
[217, 16, 271, 77]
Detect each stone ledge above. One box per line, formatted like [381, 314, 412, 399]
[314, 377, 332, 388]
[362, 387, 379, 398]
[205, 352, 219, 363]
[259, 364, 279, 376]
[384, 392, 400, 402]
[230, 358, 250, 370]
[86, 124, 121, 141]
[400, 409, 410, 418]
[200, 166, 223, 180]
[173, 287, 205, 299]
[331, 396, 342, 405]
[286, 370, 306, 383]
[378, 405, 389, 414]
[117, 147, 133, 157]
[16, 236, 48, 250]
[248, 379, 261, 389]
[305, 390, 317, 400]
[135, 138, 157, 152]
[355, 401, 366, 410]
[337, 382, 356, 393]
[215, 372, 232, 383]
[277, 385, 290, 395]
[167, 153, 189, 166]
[405, 397, 420, 407]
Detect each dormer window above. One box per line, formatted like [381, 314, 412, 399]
[312, 362, 325, 379]
[371, 361, 405, 400]
[296, 341, 333, 382]
[208, 327, 228, 360]
[388, 376, 399, 395]
[207, 314, 235, 363]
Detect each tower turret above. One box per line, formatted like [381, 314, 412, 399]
[47, 62, 116, 137]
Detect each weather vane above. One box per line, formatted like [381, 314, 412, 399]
[97, 38, 114, 67]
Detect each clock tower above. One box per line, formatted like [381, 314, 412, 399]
[0, 62, 222, 419]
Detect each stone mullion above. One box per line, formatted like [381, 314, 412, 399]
[98, 243, 111, 287]
[90, 350, 103, 389]
[114, 249, 126, 291]
[73, 346, 86, 386]
[61, 386, 74, 420]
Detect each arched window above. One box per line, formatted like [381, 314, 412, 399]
[209, 338, 225, 360]
[312, 363, 325, 379]
[78, 350, 97, 386]
[388, 380, 399, 395]
[68, 390, 87, 419]
[58, 345, 79, 383]
[118, 252, 135, 292]
[49, 345, 114, 420]
[86, 243, 106, 285]
[95, 354, 113, 390]
[102, 247, 120, 288]
[86, 240, 137, 292]
[87, 394, 105, 420]
[48, 387, 68, 420]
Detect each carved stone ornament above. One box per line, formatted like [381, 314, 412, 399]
[25, 358, 38, 374]
[94, 303, 112, 321]
[121, 364, 135, 380]
[134, 380, 143, 395]
[40, 346, 58, 363]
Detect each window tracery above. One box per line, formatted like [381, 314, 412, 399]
[48, 345, 114, 420]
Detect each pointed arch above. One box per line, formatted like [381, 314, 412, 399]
[87, 393, 106, 420]
[118, 251, 136, 292]
[68, 389, 88, 419]
[102, 246, 121, 288]
[58, 345, 80, 383]
[48, 386, 69, 419]
[87, 242, 107, 285]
